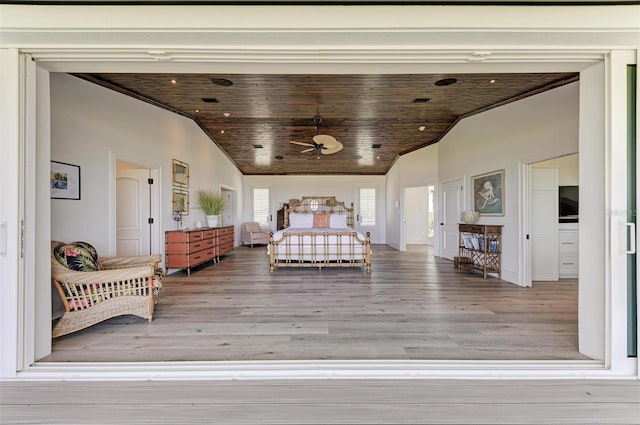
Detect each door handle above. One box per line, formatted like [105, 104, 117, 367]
[627, 223, 636, 254]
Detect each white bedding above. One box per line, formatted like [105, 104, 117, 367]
[268, 227, 368, 261]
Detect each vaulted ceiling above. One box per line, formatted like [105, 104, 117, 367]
[76, 72, 578, 175]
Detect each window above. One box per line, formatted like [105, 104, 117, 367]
[359, 187, 376, 227]
[252, 187, 270, 226]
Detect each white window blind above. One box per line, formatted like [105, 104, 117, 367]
[359, 187, 376, 227]
[252, 187, 270, 226]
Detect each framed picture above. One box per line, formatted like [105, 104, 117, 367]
[172, 159, 189, 188]
[472, 169, 505, 216]
[172, 189, 189, 215]
[50, 161, 81, 200]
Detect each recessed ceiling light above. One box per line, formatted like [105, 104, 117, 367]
[490, 79, 496, 84]
[194, 109, 199, 113]
[170, 79, 177, 84]
[418, 125, 426, 131]
[202, 98, 219, 103]
[223, 112, 230, 117]
[220, 130, 225, 134]
[434, 78, 457, 86]
[376, 156, 380, 160]
[210, 78, 234, 87]
[412, 98, 431, 103]
[317, 156, 320, 160]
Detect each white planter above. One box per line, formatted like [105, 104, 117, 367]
[206, 215, 219, 228]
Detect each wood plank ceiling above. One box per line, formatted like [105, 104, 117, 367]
[75, 72, 578, 175]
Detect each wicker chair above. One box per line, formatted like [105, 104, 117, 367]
[51, 241, 161, 338]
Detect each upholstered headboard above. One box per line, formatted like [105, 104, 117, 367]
[284, 196, 354, 228]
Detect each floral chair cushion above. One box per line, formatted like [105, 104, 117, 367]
[54, 241, 101, 272]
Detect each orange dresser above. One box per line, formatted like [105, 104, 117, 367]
[216, 225, 235, 258]
[165, 226, 235, 275]
[165, 228, 216, 275]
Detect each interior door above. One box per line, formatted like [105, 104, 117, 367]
[116, 169, 150, 257]
[439, 178, 462, 260]
[404, 186, 429, 245]
[531, 167, 559, 281]
[221, 187, 235, 227]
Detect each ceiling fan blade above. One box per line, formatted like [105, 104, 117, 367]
[313, 134, 338, 148]
[321, 141, 343, 155]
[300, 148, 315, 153]
[290, 141, 314, 147]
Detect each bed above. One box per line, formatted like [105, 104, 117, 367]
[268, 196, 371, 272]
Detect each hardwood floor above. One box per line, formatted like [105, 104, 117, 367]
[42, 245, 589, 362]
[2, 379, 639, 425]
[9, 246, 637, 425]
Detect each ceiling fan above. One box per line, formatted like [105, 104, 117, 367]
[290, 114, 343, 155]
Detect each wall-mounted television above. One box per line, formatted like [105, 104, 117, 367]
[559, 185, 579, 223]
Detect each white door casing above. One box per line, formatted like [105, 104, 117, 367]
[440, 178, 463, 261]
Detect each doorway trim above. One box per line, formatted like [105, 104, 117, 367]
[109, 152, 162, 258]
[437, 175, 464, 260]
[219, 184, 237, 239]
[1, 6, 638, 379]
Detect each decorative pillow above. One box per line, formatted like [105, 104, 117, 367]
[329, 214, 348, 229]
[313, 213, 330, 228]
[54, 241, 101, 272]
[289, 212, 314, 228]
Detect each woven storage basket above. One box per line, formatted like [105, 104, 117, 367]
[461, 211, 479, 224]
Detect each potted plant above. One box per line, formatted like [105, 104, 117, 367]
[194, 189, 225, 228]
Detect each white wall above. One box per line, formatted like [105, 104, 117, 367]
[438, 82, 580, 284]
[242, 175, 386, 243]
[50, 73, 244, 257]
[534, 153, 579, 186]
[385, 144, 439, 249]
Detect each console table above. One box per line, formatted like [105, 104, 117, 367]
[458, 223, 503, 279]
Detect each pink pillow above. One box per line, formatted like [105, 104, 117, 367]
[313, 213, 330, 228]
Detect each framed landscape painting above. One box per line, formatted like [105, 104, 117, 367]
[50, 161, 81, 200]
[472, 169, 504, 216]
